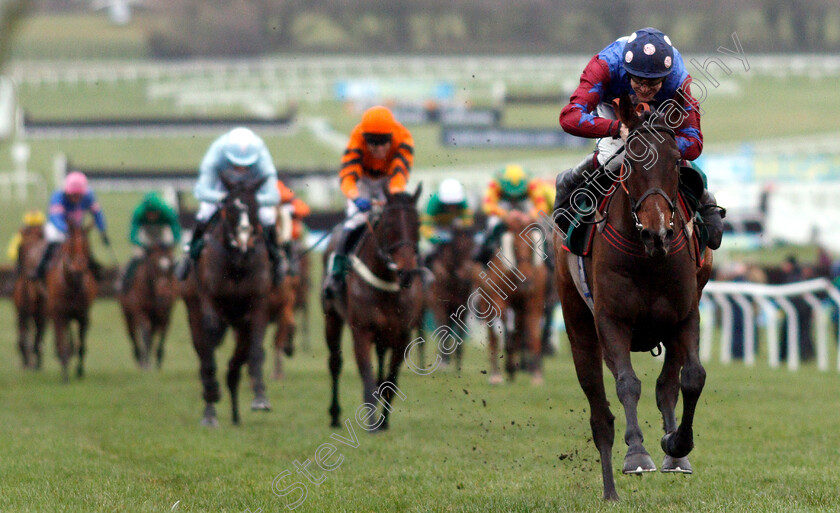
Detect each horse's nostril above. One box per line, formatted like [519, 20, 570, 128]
[640, 229, 653, 241]
[665, 229, 674, 240]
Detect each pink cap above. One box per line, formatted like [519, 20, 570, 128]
[64, 172, 89, 194]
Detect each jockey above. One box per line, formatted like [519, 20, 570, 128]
[8, 210, 46, 271]
[421, 178, 473, 263]
[556, 27, 724, 249]
[473, 164, 550, 265]
[323, 105, 414, 298]
[276, 179, 311, 276]
[121, 192, 182, 291]
[174, 127, 283, 283]
[34, 171, 109, 281]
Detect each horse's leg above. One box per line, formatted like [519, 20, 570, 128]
[525, 300, 545, 386]
[560, 286, 619, 500]
[379, 340, 407, 431]
[325, 310, 344, 427]
[33, 312, 46, 370]
[247, 315, 271, 412]
[487, 320, 503, 384]
[375, 342, 387, 386]
[504, 311, 519, 380]
[76, 315, 89, 379]
[155, 316, 172, 370]
[53, 316, 70, 382]
[272, 323, 285, 381]
[121, 302, 141, 365]
[598, 316, 656, 474]
[656, 341, 691, 473]
[195, 321, 224, 427]
[17, 310, 31, 369]
[661, 310, 706, 463]
[227, 326, 250, 425]
[138, 315, 153, 370]
[352, 327, 377, 416]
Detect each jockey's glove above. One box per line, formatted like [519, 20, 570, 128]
[353, 197, 372, 212]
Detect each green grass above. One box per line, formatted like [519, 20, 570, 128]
[1, 298, 839, 512]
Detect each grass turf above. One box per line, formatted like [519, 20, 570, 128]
[0, 297, 839, 512]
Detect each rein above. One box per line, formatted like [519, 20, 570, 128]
[353, 201, 423, 291]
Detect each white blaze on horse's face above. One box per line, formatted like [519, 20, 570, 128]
[158, 256, 171, 272]
[234, 199, 252, 253]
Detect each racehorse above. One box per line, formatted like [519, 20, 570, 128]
[322, 186, 424, 431]
[180, 172, 272, 426]
[119, 245, 177, 369]
[13, 224, 47, 369]
[45, 223, 98, 382]
[426, 226, 475, 371]
[553, 94, 714, 500]
[480, 211, 548, 385]
[267, 203, 301, 380]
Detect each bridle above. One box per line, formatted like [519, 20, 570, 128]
[620, 124, 678, 234]
[365, 201, 424, 287]
[220, 196, 262, 255]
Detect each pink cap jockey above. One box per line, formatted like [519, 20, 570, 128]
[64, 172, 89, 195]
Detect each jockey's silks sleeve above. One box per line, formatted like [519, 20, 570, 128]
[339, 122, 414, 199]
[558, 37, 703, 161]
[482, 181, 507, 218]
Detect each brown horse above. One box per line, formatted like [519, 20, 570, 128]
[426, 226, 475, 371]
[119, 245, 177, 369]
[553, 95, 714, 500]
[322, 186, 424, 431]
[180, 173, 272, 426]
[13, 225, 48, 369]
[267, 204, 302, 380]
[45, 223, 98, 382]
[481, 211, 548, 385]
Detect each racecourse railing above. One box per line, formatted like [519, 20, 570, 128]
[701, 278, 840, 371]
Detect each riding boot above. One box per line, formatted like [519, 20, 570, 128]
[323, 227, 358, 299]
[472, 222, 507, 265]
[34, 242, 60, 281]
[282, 241, 299, 276]
[175, 220, 209, 281]
[121, 255, 142, 292]
[554, 151, 598, 214]
[263, 226, 286, 286]
[88, 256, 104, 281]
[698, 189, 726, 250]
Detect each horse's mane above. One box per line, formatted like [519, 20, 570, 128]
[388, 191, 414, 205]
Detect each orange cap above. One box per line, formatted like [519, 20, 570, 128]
[360, 106, 395, 135]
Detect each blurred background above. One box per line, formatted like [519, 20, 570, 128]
[1, 1, 840, 361]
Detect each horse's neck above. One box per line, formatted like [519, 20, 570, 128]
[356, 230, 390, 275]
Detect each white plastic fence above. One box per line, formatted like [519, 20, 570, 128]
[701, 278, 840, 371]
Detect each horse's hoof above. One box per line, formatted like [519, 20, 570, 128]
[530, 373, 544, 386]
[200, 416, 219, 428]
[488, 373, 504, 385]
[251, 397, 271, 411]
[661, 455, 693, 474]
[622, 451, 656, 474]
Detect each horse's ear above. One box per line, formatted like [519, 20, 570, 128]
[384, 186, 393, 203]
[615, 92, 640, 130]
[412, 182, 423, 204]
[220, 169, 236, 192]
[247, 175, 268, 194]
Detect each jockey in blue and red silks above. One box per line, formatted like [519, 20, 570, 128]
[34, 171, 110, 281]
[556, 27, 724, 249]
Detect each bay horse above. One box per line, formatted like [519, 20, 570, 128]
[322, 186, 424, 431]
[45, 223, 98, 382]
[13, 224, 47, 369]
[267, 203, 301, 380]
[553, 94, 714, 500]
[426, 226, 475, 371]
[180, 172, 272, 426]
[119, 245, 177, 369]
[480, 211, 548, 385]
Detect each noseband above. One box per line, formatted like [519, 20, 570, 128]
[621, 125, 677, 233]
